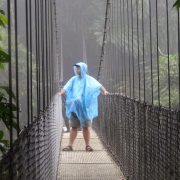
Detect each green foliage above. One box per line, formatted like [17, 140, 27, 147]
[0, 87, 17, 131]
[0, 9, 8, 70]
[158, 55, 179, 108]
[0, 86, 16, 100]
[0, 130, 9, 153]
[147, 54, 179, 109]
[0, 10, 7, 27]
[0, 48, 9, 63]
[173, 0, 180, 9]
[0, 8, 17, 155]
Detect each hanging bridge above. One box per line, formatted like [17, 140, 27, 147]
[0, 0, 180, 180]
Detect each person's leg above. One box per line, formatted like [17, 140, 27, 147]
[83, 121, 94, 151]
[68, 114, 80, 146]
[68, 127, 78, 146]
[83, 127, 90, 146]
[63, 113, 80, 151]
[83, 126, 94, 151]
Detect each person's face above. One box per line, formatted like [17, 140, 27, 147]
[76, 66, 81, 75]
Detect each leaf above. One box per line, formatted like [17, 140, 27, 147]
[0, 86, 16, 99]
[0, 119, 10, 131]
[0, 139, 9, 153]
[0, 10, 5, 15]
[0, 130, 4, 140]
[0, 92, 7, 102]
[173, 0, 180, 9]
[11, 103, 17, 111]
[0, 143, 7, 153]
[0, 140, 9, 146]
[6, 102, 17, 111]
[12, 121, 17, 130]
[0, 13, 8, 27]
[0, 115, 17, 131]
[0, 48, 9, 63]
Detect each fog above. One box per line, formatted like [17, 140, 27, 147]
[0, 0, 106, 138]
[0, 0, 179, 145]
[55, 0, 106, 82]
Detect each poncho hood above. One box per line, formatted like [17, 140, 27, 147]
[63, 62, 102, 124]
[74, 62, 88, 78]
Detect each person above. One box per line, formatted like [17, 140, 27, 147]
[58, 62, 109, 151]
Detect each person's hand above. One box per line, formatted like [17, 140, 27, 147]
[57, 89, 65, 96]
[103, 90, 109, 96]
[100, 86, 109, 96]
[57, 92, 62, 96]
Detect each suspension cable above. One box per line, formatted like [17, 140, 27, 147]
[97, 0, 110, 80]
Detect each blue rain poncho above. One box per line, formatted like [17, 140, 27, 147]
[63, 62, 102, 124]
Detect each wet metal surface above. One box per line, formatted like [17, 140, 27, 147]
[57, 130, 124, 180]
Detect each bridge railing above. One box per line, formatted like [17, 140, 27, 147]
[96, 0, 180, 178]
[94, 94, 180, 180]
[0, 96, 63, 180]
[0, 0, 62, 179]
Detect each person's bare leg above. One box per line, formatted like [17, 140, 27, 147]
[83, 127, 90, 146]
[69, 127, 78, 146]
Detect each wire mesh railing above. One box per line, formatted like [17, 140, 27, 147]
[95, 0, 180, 179]
[0, 0, 62, 179]
[94, 94, 180, 179]
[0, 96, 63, 180]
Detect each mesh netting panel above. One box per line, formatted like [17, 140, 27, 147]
[94, 95, 180, 180]
[0, 96, 63, 180]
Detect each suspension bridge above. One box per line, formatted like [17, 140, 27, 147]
[0, 0, 180, 180]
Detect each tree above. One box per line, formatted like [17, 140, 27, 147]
[0, 9, 17, 156]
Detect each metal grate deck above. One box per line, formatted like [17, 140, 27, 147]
[57, 130, 125, 180]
